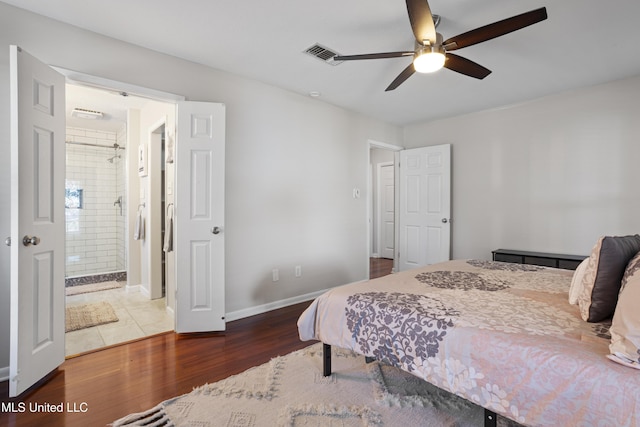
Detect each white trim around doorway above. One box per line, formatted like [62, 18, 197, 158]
[366, 139, 403, 278]
[51, 66, 185, 103]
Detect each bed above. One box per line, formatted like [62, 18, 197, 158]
[297, 258, 640, 427]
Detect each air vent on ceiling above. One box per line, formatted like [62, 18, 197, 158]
[303, 43, 343, 66]
[71, 107, 104, 120]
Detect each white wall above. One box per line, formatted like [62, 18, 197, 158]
[126, 109, 142, 291]
[137, 100, 175, 300]
[0, 3, 402, 372]
[404, 75, 640, 260]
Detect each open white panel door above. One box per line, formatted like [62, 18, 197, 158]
[9, 46, 65, 397]
[398, 144, 451, 272]
[175, 101, 226, 332]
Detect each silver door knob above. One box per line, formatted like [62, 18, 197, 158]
[23, 235, 40, 246]
[441, 218, 448, 223]
[211, 226, 221, 235]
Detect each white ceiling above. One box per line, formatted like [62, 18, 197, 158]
[6, 0, 640, 126]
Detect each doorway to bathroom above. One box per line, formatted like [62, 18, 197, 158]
[10, 49, 227, 396]
[63, 83, 174, 356]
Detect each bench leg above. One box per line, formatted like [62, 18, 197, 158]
[484, 408, 497, 427]
[323, 343, 332, 377]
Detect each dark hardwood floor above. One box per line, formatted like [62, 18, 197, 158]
[0, 302, 315, 427]
[370, 257, 393, 279]
[0, 260, 393, 427]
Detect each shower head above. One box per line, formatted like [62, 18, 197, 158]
[107, 143, 124, 163]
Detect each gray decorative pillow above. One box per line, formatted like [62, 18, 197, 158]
[608, 251, 640, 369]
[578, 235, 640, 322]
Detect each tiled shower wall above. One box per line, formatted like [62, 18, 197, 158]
[65, 126, 127, 278]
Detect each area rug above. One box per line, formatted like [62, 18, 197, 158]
[112, 343, 521, 427]
[65, 301, 119, 332]
[65, 280, 122, 296]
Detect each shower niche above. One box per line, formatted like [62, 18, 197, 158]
[65, 126, 127, 286]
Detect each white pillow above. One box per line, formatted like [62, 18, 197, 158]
[568, 258, 588, 305]
[608, 251, 640, 369]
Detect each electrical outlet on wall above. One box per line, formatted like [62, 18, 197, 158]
[272, 269, 279, 282]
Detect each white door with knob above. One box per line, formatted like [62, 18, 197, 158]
[397, 144, 451, 271]
[9, 45, 66, 397]
[175, 101, 226, 333]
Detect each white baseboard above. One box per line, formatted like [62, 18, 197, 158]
[225, 289, 330, 322]
[125, 284, 141, 293]
[225, 281, 368, 323]
[139, 285, 150, 298]
[0, 365, 9, 382]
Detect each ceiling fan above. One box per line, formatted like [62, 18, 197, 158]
[334, 0, 548, 91]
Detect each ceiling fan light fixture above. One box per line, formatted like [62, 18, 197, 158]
[413, 47, 445, 73]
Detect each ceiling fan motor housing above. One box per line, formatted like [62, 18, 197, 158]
[417, 32, 444, 55]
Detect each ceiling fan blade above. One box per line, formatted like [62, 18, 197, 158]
[444, 7, 547, 51]
[334, 51, 414, 61]
[385, 63, 416, 91]
[444, 53, 491, 79]
[406, 0, 437, 43]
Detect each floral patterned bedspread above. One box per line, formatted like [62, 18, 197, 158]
[297, 259, 640, 427]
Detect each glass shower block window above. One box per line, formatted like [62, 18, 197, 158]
[65, 182, 83, 233]
[65, 185, 83, 209]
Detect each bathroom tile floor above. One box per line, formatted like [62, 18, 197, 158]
[65, 285, 174, 357]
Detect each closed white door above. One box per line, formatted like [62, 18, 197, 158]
[379, 163, 395, 259]
[398, 144, 451, 272]
[175, 101, 226, 333]
[9, 46, 66, 397]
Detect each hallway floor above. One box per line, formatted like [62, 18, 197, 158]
[65, 287, 174, 357]
[370, 257, 394, 279]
